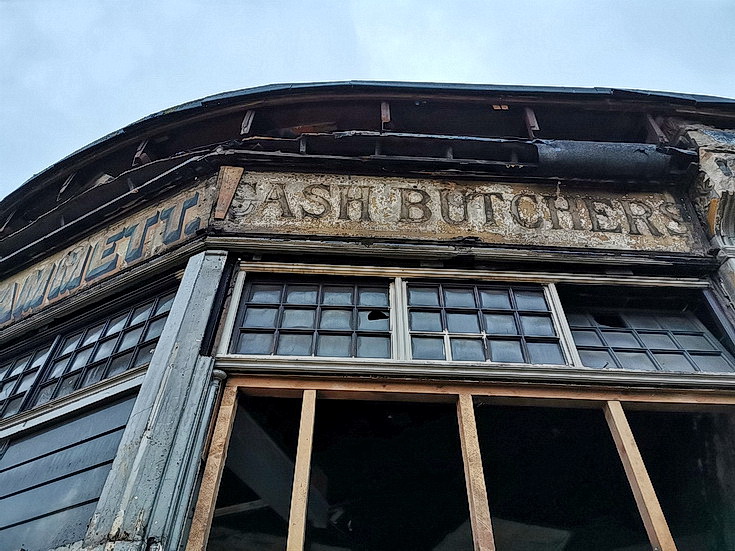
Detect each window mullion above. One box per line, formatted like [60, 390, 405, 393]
[604, 400, 677, 551]
[219, 269, 247, 356]
[286, 389, 317, 551]
[392, 277, 411, 360]
[545, 283, 584, 367]
[456, 393, 496, 551]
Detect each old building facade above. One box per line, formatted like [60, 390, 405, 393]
[1, 82, 734, 551]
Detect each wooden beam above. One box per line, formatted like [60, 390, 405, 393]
[186, 384, 239, 551]
[224, 374, 735, 408]
[457, 394, 496, 551]
[286, 389, 317, 551]
[214, 165, 244, 220]
[604, 400, 677, 551]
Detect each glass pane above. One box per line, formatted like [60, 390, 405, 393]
[488, 339, 524, 363]
[572, 329, 603, 346]
[356, 336, 391, 358]
[565, 311, 591, 326]
[514, 290, 547, 311]
[83, 323, 106, 346]
[602, 330, 640, 348]
[444, 288, 476, 308]
[276, 334, 312, 356]
[0, 382, 13, 401]
[305, 400, 471, 551]
[480, 288, 512, 309]
[56, 373, 80, 398]
[144, 317, 166, 341]
[358, 310, 389, 331]
[236, 333, 274, 355]
[33, 383, 56, 406]
[484, 313, 517, 335]
[409, 311, 442, 332]
[3, 396, 24, 417]
[411, 337, 445, 360]
[408, 286, 440, 307]
[282, 309, 315, 329]
[133, 342, 157, 367]
[691, 353, 734, 373]
[285, 285, 318, 304]
[674, 334, 716, 351]
[104, 314, 128, 336]
[527, 342, 565, 365]
[579, 349, 616, 368]
[83, 363, 107, 386]
[450, 338, 485, 361]
[617, 351, 658, 371]
[638, 332, 678, 349]
[624, 312, 661, 329]
[48, 357, 70, 378]
[92, 338, 117, 362]
[358, 287, 388, 307]
[319, 309, 352, 330]
[60, 333, 83, 356]
[316, 335, 351, 357]
[206, 395, 301, 551]
[31, 346, 51, 368]
[9, 355, 31, 376]
[118, 327, 144, 351]
[520, 315, 556, 336]
[476, 406, 650, 551]
[654, 353, 696, 372]
[108, 351, 135, 377]
[130, 302, 154, 325]
[322, 286, 353, 305]
[657, 314, 696, 331]
[243, 308, 278, 328]
[446, 313, 480, 333]
[17, 371, 37, 393]
[69, 347, 94, 370]
[0, 362, 11, 380]
[249, 284, 282, 303]
[155, 292, 176, 314]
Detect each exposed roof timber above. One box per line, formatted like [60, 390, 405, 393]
[4, 81, 735, 212]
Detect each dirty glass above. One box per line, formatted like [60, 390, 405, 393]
[234, 278, 391, 359]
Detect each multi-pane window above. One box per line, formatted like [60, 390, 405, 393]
[566, 308, 735, 373]
[232, 279, 391, 358]
[0, 290, 175, 419]
[407, 283, 565, 364]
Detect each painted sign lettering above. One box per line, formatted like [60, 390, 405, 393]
[0, 186, 212, 328]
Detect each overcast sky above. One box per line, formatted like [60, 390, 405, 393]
[2, 0, 735, 201]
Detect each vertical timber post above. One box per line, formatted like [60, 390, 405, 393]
[84, 250, 228, 551]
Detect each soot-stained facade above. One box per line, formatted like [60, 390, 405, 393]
[1, 82, 735, 551]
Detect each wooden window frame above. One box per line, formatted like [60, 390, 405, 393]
[187, 375, 735, 551]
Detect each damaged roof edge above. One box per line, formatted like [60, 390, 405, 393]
[5, 80, 735, 209]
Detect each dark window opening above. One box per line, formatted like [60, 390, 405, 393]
[475, 404, 651, 551]
[628, 410, 735, 551]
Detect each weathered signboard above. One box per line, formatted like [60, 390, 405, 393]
[0, 184, 214, 328]
[221, 171, 701, 253]
[0, 169, 705, 330]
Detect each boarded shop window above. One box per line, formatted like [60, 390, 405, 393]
[559, 286, 735, 373]
[232, 279, 391, 358]
[0, 289, 175, 419]
[0, 395, 135, 551]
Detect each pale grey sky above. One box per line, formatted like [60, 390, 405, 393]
[2, 0, 735, 201]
